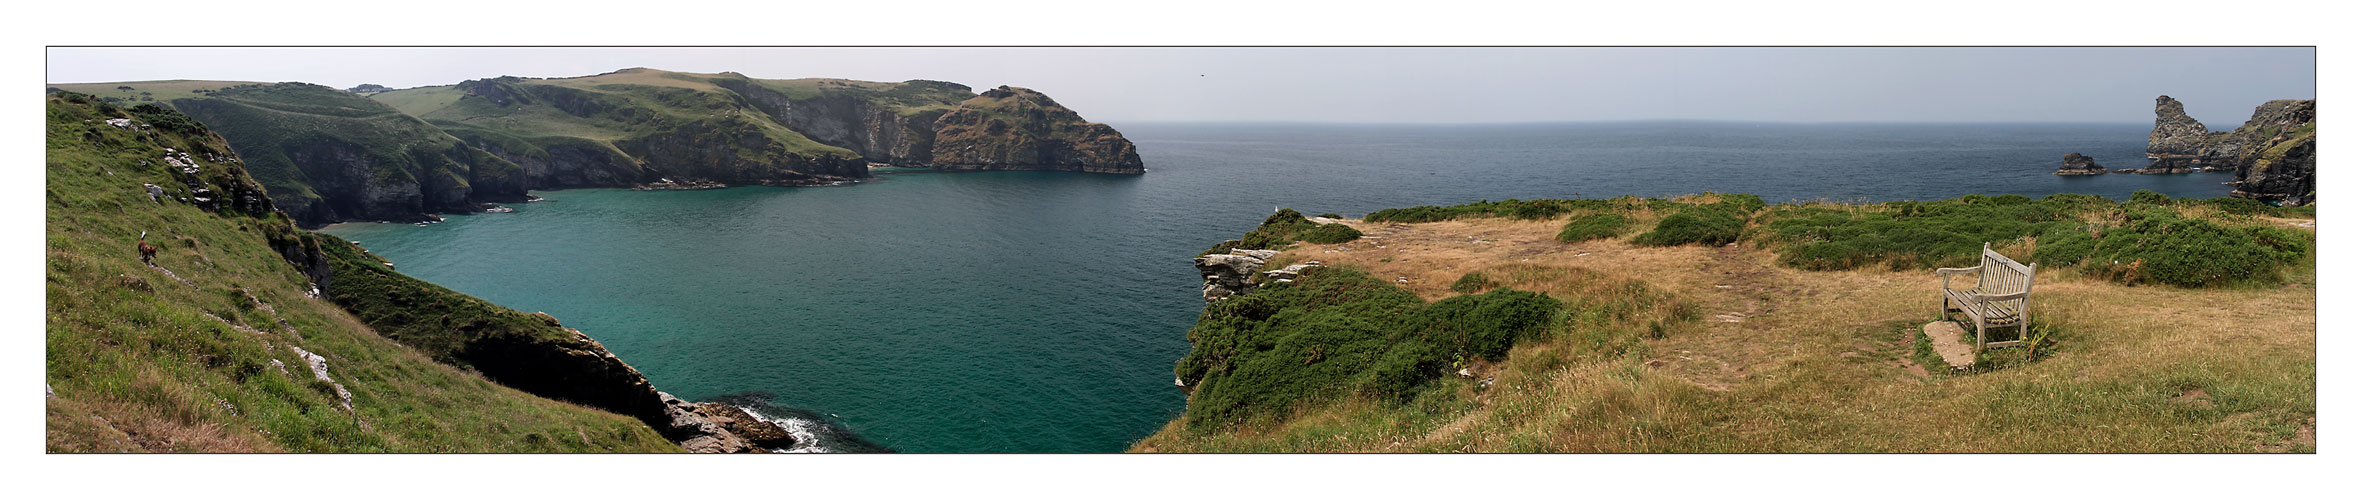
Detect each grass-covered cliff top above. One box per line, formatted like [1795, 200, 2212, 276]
[369, 68, 1001, 160]
[1138, 193, 2313, 452]
[44, 92, 676, 452]
[51, 81, 517, 221]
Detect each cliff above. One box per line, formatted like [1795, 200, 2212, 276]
[44, 91, 785, 453]
[927, 86, 1145, 173]
[55, 69, 1144, 227]
[380, 69, 1145, 182]
[2143, 95, 2317, 203]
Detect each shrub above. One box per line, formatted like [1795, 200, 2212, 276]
[1203, 208, 1365, 255]
[2045, 209, 2310, 287]
[1409, 288, 1562, 360]
[1556, 213, 1631, 242]
[2129, 190, 2171, 206]
[1450, 272, 1491, 293]
[1300, 223, 1364, 244]
[1633, 203, 1746, 247]
[128, 103, 209, 136]
[2197, 197, 2269, 216]
[1175, 268, 1562, 424]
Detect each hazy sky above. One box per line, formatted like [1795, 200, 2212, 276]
[47, 47, 2313, 126]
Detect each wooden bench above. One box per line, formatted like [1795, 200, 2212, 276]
[1936, 243, 2037, 352]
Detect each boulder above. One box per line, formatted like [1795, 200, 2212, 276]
[1194, 252, 1270, 302]
[655, 392, 761, 453]
[2054, 153, 2106, 175]
[689, 403, 798, 449]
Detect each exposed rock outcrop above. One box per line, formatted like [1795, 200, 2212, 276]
[1196, 248, 1278, 302]
[2233, 134, 2315, 205]
[928, 86, 1146, 174]
[2147, 96, 2216, 157]
[655, 392, 799, 453]
[2142, 96, 2318, 194]
[2054, 153, 2106, 175]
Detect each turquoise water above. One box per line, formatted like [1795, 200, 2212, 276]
[325, 122, 2236, 453]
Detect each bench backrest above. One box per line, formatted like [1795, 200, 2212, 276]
[1976, 243, 2035, 295]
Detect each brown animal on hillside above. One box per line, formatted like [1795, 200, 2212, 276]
[138, 240, 157, 264]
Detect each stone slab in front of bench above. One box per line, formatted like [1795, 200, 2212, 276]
[1923, 321, 1976, 370]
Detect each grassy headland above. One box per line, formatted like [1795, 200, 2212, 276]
[1138, 193, 2313, 452]
[44, 92, 677, 452]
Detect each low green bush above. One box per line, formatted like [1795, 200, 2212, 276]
[1632, 202, 1747, 247]
[1204, 208, 1364, 255]
[1175, 268, 1562, 425]
[1556, 213, 1631, 242]
[1450, 272, 1492, 293]
[1300, 223, 1364, 244]
[2061, 210, 2311, 287]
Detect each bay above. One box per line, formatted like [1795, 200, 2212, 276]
[325, 121, 2232, 452]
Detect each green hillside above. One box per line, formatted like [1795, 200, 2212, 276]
[44, 91, 678, 452]
[52, 80, 524, 225]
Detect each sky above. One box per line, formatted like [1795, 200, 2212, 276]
[46, 47, 2314, 126]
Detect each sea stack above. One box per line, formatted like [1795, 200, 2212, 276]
[2054, 153, 2106, 175]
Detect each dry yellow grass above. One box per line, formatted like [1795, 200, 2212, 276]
[1134, 212, 2315, 453]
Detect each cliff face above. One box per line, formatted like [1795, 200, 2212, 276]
[101, 70, 1149, 227]
[386, 70, 1146, 185]
[2147, 96, 2218, 157]
[928, 86, 1146, 174]
[715, 77, 950, 166]
[2143, 95, 2317, 204]
[718, 77, 1145, 173]
[158, 82, 527, 226]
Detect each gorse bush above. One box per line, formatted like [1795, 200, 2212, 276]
[1632, 201, 1749, 247]
[1450, 272, 1492, 293]
[1202, 208, 1363, 255]
[1556, 213, 1631, 242]
[2035, 207, 2311, 287]
[1175, 268, 1561, 425]
[1300, 223, 1365, 244]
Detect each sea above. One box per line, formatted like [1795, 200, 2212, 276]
[322, 121, 2236, 452]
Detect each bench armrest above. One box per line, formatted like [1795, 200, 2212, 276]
[1934, 267, 1980, 275]
[1968, 291, 2028, 302]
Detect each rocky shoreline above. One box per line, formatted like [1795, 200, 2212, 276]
[2052, 95, 2316, 205]
[2139, 95, 2316, 203]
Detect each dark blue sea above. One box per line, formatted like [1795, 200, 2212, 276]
[324, 122, 2231, 452]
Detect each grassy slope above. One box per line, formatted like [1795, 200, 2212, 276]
[372, 68, 865, 160]
[1136, 195, 2314, 452]
[53, 81, 516, 219]
[745, 76, 974, 117]
[45, 93, 676, 453]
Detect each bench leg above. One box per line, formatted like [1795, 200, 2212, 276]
[1974, 321, 1986, 353]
